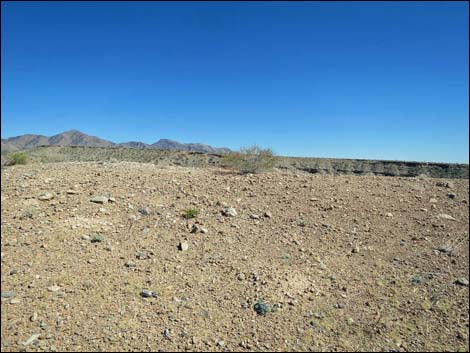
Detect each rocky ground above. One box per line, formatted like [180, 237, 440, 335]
[1, 161, 469, 352]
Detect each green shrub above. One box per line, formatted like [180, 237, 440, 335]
[183, 208, 199, 219]
[9, 152, 28, 165]
[222, 145, 276, 174]
[91, 234, 104, 243]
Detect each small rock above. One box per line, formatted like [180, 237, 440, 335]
[163, 328, 171, 340]
[334, 303, 345, 309]
[352, 246, 360, 253]
[455, 278, 469, 286]
[47, 285, 61, 292]
[10, 298, 21, 304]
[125, 261, 136, 268]
[30, 313, 38, 322]
[429, 198, 438, 204]
[200, 227, 208, 234]
[254, 302, 269, 315]
[90, 196, 108, 204]
[66, 190, 78, 195]
[237, 273, 246, 281]
[263, 212, 272, 218]
[108, 197, 116, 203]
[138, 207, 151, 215]
[437, 214, 457, 221]
[81, 235, 90, 241]
[222, 207, 237, 217]
[1, 291, 16, 298]
[136, 250, 152, 260]
[437, 245, 453, 254]
[179, 242, 189, 251]
[385, 213, 393, 217]
[38, 193, 54, 201]
[140, 290, 158, 298]
[250, 214, 260, 220]
[22, 333, 40, 346]
[447, 193, 457, 199]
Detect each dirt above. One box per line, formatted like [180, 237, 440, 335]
[1, 161, 469, 352]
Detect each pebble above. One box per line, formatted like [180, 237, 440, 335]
[66, 190, 78, 195]
[38, 192, 54, 201]
[222, 207, 237, 217]
[250, 214, 260, 220]
[163, 328, 171, 339]
[22, 333, 40, 346]
[10, 298, 21, 304]
[90, 196, 108, 204]
[30, 312, 38, 322]
[140, 290, 158, 298]
[437, 214, 457, 221]
[385, 213, 393, 217]
[455, 278, 469, 286]
[138, 207, 151, 215]
[447, 193, 457, 199]
[47, 285, 61, 292]
[179, 242, 189, 251]
[437, 245, 452, 254]
[125, 261, 136, 268]
[254, 302, 269, 315]
[1, 291, 16, 298]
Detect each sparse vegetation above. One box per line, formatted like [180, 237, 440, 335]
[222, 145, 276, 174]
[8, 152, 28, 165]
[183, 208, 199, 219]
[91, 234, 104, 243]
[4, 146, 468, 178]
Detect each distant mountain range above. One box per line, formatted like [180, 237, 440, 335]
[1, 130, 231, 154]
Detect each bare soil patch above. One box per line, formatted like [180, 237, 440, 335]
[1, 162, 469, 351]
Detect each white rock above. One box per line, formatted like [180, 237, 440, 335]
[38, 193, 54, 201]
[222, 207, 237, 217]
[179, 242, 189, 251]
[22, 333, 40, 346]
[90, 196, 108, 204]
[47, 285, 61, 292]
[437, 214, 457, 221]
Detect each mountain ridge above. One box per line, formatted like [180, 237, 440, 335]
[1, 130, 231, 154]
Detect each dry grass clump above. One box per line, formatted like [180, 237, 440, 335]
[222, 145, 276, 174]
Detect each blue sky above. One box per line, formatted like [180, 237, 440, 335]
[1, 1, 468, 163]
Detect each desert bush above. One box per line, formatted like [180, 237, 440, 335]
[183, 208, 199, 219]
[9, 152, 28, 165]
[222, 145, 276, 174]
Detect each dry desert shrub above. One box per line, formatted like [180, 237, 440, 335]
[222, 145, 276, 174]
[5, 152, 28, 165]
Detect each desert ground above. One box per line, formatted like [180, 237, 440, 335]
[1, 161, 469, 352]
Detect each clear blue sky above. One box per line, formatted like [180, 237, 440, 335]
[1, 1, 468, 163]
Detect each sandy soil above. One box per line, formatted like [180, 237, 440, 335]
[1, 162, 469, 352]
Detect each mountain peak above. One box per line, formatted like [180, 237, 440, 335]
[1, 130, 231, 154]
